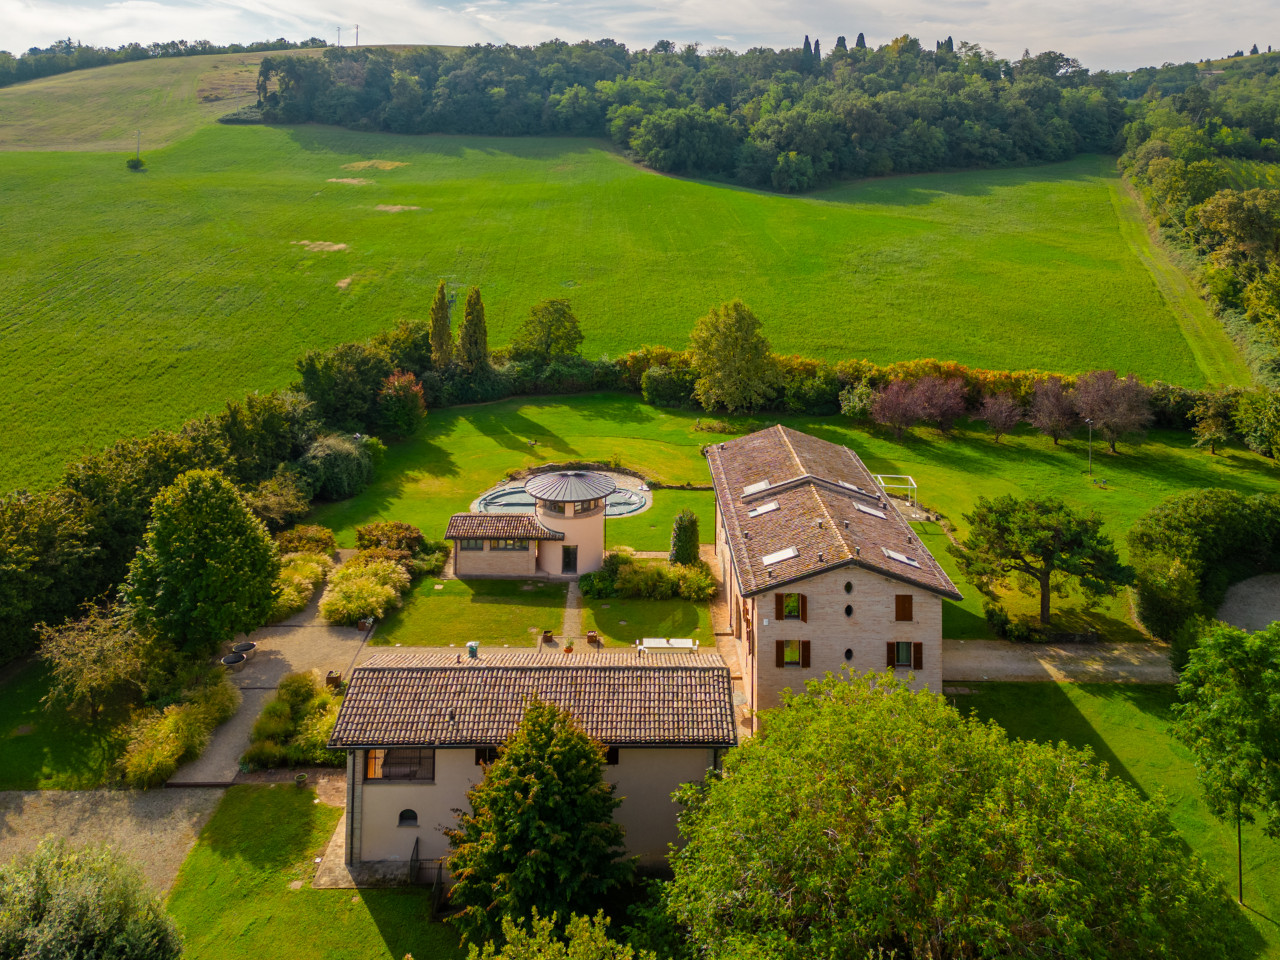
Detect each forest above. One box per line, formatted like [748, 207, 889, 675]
[255, 36, 1129, 192]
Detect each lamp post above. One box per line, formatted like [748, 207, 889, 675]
[1085, 418, 1094, 476]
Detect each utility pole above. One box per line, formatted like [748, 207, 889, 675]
[338, 26, 342, 47]
[355, 24, 359, 46]
[135, 129, 141, 160]
[1085, 418, 1094, 475]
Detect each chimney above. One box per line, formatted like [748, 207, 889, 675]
[843, 519, 849, 529]
[818, 551, 824, 562]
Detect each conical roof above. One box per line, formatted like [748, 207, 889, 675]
[524, 470, 617, 503]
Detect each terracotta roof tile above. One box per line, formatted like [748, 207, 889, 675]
[445, 514, 565, 540]
[329, 650, 737, 748]
[706, 425, 961, 600]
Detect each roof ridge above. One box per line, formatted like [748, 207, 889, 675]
[776, 424, 804, 479]
[807, 484, 849, 564]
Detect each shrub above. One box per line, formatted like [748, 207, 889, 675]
[269, 551, 333, 623]
[377, 370, 427, 439]
[277, 671, 321, 714]
[252, 700, 295, 742]
[675, 563, 717, 602]
[243, 468, 311, 532]
[301, 434, 380, 501]
[281, 551, 334, 583]
[617, 562, 678, 600]
[1006, 619, 1034, 643]
[0, 838, 182, 960]
[125, 156, 145, 170]
[270, 577, 313, 623]
[288, 700, 344, 766]
[192, 672, 242, 727]
[838, 381, 875, 420]
[121, 673, 242, 788]
[242, 672, 344, 770]
[355, 520, 426, 553]
[641, 364, 698, 408]
[276, 524, 337, 555]
[983, 601, 1011, 639]
[330, 558, 411, 593]
[241, 739, 287, 769]
[318, 576, 400, 624]
[669, 508, 700, 565]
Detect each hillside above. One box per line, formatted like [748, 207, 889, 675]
[0, 55, 1251, 490]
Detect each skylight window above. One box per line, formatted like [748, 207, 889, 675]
[854, 502, 887, 520]
[742, 480, 772, 496]
[761, 546, 799, 566]
[882, 547, 921, 569]
[747, 501, 779, 518]
[837, 480, 869, 495]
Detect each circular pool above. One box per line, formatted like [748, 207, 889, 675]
[475, 477, 651, 517]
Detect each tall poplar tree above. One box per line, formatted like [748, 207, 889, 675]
[429, 280, 453, 369]
[457, 287, 490, 373]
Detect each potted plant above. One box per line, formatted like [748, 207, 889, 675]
[563, 641, 574, 655]
[295, 772, 308, 788]
[541, 630, 553, 644]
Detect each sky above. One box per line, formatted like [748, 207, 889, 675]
[4, 0, 1279, 72]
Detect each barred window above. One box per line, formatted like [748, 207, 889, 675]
[458, 539, 484, 551]
[366, 748, 435, 781]
[490, 539, 530, 551]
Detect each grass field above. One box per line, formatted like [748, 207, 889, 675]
[0, 662, 127, 790]
[962, 683, 1280, 957]
[311, 393, 1280, 640]
[375, 578, 566, 647]
[0, 55, 1251, 489]
[166, 784, 464, 960]
[580, 596, 712, 646]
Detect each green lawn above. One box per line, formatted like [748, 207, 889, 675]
[167, 784, 464, 960]
[310, 393, 1280, 642]
[605, 489, 715, 552]
[961, 683, 1280, 958]
[375, 578, 566, 647]
[0, 662, 127, 790]
[580, 596, 712, 647]
[0, 64, 1248, 490]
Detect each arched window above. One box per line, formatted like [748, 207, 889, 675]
[398, 809, 418, 828]
[844, 581, 853, 594]
[844, 604, 853, 618]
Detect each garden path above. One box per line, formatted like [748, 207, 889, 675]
[0, 788, 223, 893]
[942, 638, 1176, 684]
[169, 552, 377, 786]
[1216, 574, 1280, 632]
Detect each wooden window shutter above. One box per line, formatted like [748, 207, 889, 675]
[775, 639, 786, 668]
[799, 594, 808, 622]
[913, 642, 924, 670]
[895, 595, 913, 622]
[886, 642, 896, 668]
[775, 594, 785, 619]
[800, 639, 811, 668]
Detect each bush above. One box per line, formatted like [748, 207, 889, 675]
[983, 601, 1011, 639]
[242, 672, 343, 770]
[243, 468, 311, 532]
[121, 674, 242, 788]
[241, 739, 287, 769]
[318, 576, 400, 625]
[125, 156, 145, 170]
[377, 370, 427, 439]
[269, 551, 333, 623]
[276, 524, 337, 554]
[330, 558, 411, 593]
[1006, 619, 1034, 643]
[669, 508, 700, 565]
[355, 520, 426, 553]
[617, 562, 678, 600]
[192, 672, 242, 726]
[0, 838, 183, 960]
[641, 364, 698, 408]
[675, 563, 717, 602]
[301, 434, 382, 501]
[270, 577, 313, 623]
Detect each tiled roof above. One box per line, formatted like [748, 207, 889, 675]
[445, 514, 565, 540]
[329, 650, 737, 748]
[706, 425, 962, 600]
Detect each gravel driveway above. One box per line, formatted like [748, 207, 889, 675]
[1217, 574, 1280, 632]
[0, 788, 223, 893]
[943, 638, 1176, 683]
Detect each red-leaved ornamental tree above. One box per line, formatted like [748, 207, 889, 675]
[1074, 370, 1153, 453]
[979, 392, 1023, 443]
[915, 376, 967, 433]
[1030, 375, 1078, 445]
[377, 370, 427, 440]
[871, 381, 924, 438]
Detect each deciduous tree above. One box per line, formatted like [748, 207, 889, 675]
[979, 392, 1022, 442]
[123, 469, 279, 657]
[667, 671, 1249, 960]
[688, 300, 775, 413]
[430, 280, 454, 368]
[446, 697, 631, 943]
[377, 370, 427, 439]
[37, 602, 145, 722]
[871, 380, 923, 438]
[1173, 622, 1280, 904]
[1073, 370, 1153, 453]
[914, 375, 966, 432]
[1191, 392, 1234, 454]
[468, 911, 655, 960]
[950, 494, 1133, 625]
[511, 299, 585, 363]
[458, 287, 491, 373]
[1029, 374, 1077, 444]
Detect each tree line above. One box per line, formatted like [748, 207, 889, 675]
[1120, 52, 1280, 381]
[0, 36, 327, 89]
[255, 35, 1129, 192]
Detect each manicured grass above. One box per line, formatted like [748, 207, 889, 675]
[960, 683, 1280, 957]
[375, 578, 566, 647]
[167, 784, 464, 960]
[580, 595, 712, 647]
[605, 489, 715, 552]
[0, 84, 1244, 489]
[310, 393, 1280, 641]
[0, 662, 127, 790]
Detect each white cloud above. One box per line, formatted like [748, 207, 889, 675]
[1, 0, 1277, 70]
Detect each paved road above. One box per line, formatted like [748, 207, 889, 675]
[942, 638, 1176, 684]
[0, 788, 223, 894]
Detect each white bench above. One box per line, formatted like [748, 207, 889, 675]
[639, 637, 697, 653]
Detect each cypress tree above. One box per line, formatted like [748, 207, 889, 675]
[803, 35, 812, 59]
[457, 286, 490, 373]
[946, 36, 954, 53]
[855, 32, 866, 49]
[670, 508, 700, 565]
[429, 280, 453, 368]
[813, 38, 821, 61]
[835, 36, 847, 52]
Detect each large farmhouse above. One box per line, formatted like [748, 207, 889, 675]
[329, 650, 737, 875]
[707, 425, 961, 728]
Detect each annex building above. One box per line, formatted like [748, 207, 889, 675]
[329, 650, 737, 875]
[707, 425, 961, 728]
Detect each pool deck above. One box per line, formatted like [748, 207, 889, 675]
[471, 470, 653, 517]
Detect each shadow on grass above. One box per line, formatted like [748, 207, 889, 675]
[204, 784, 322, 869]
[461, 406, 579, 458]
[363, 889, 465, 960]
